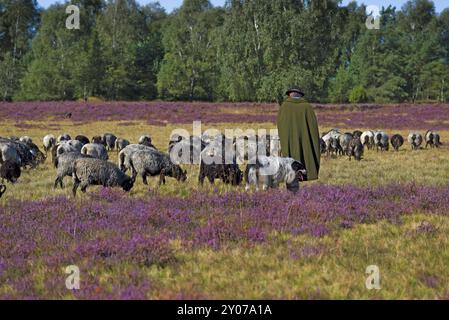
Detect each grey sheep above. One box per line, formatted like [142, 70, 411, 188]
[425, 130, 441, 148]
[54, 152, 91, 189]
[374, 131, 389, 152]
[102, 133, 117, 151]
[72, 158, 135, 196]
[339, 133, 353, 156]
[129, 150, 187, 186]
[408, 132, 423, 150]
[118, 144, 157, 173]
[115, 138, 130, 152]
[348, 138, 364, 161]
[360, 131, 375, 150]
[43, 134, 56, 154]
[81, 143, 109, 160]
[20, 136, 33, 145]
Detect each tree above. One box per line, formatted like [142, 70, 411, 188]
[157, 0, 223, 101]
[0, 0, 39, 100]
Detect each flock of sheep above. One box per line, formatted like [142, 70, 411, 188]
[0, 128, 443, 198]
[320, 129, 442, 160]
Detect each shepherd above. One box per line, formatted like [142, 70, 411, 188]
[277, 86, 321, 193]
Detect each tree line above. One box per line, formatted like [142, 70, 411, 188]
[1, 0, 448, 103]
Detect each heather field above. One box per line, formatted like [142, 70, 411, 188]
[0, 101, 449, 299]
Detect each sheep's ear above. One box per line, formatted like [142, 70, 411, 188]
[291, 161, 304, 172]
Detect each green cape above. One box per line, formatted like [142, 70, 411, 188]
[277, 97, 320, 181]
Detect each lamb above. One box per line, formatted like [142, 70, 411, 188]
[245, 156, 307, 191]
[1, 160, 21, 183]
[390, 134, 404, 151]
[348, 138, 364, 161]
[408, 132, 423, 150]
[102, 133, 117, 151]
[43, 134, 56, 154]
[72, 158, 135, 196]
[425, 130, 441, 148]
[57, 134, 71, 143]
[81, 143, 109, 160]
[360, 131, 375, 150]
[54, 152, 91, 189]
[118, 144, 157, 172]
[374, 131, 389, 152]
[115, 138, 130, 152]
[75, 135, 90, 146]
[129, 149, 187, 186]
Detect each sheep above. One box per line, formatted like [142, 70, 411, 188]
[321, 129, 342, 156]
[1, 143, 22, 167]
[168, 135, 204, 165]
[51, 141, 82, 165]
[43, 134, 56, 154]
[102, 133, 117, 151]
[374, 131, 389, 152]
[0, 184, 5, 198]
[1, 160, 21, 183]
[54, 152, 92, 189]
[0, 138, 39, 168]
[57, 134, 71, 143]
[115, 138, 130, 152]
[129, 149, 187, 186]
[425, 130, 441, 148]
[348, 138, 364, 161]
[81, 143, 109, 160]
[92, 136, 103, 144]
[360, 131, 375, 150]
[353, 130, 363, 139]
[339, 133, 353, 156]
[72, 158, 135, 196]
[198, 139, 242, 186]
[408, 132, 423, 150]
[390, 134, 404, 151]
[75, 135, 90, 146]
[245, 156, 307, 191]
[199, 161, 242, 186]
[118, 144, 157, 172]
[319, 138, 326, 155]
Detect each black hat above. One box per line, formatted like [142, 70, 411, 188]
[286, 86, 305, 97]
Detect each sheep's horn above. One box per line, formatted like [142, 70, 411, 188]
[0, 184, 6, 197]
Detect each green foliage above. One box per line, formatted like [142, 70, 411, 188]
[3, 0, 449, 102]
[349, 85, 367, 103]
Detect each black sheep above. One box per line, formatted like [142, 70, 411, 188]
[75, 135, 90, 146]
[348, 138, 364, 161]
[199, 162, 242, 186]
[391, 134, 404, 151]
[0, 160, 21, 183]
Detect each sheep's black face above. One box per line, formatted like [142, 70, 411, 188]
[230, 167, 243, 186]
[291, 161, 307, 181]
[122, 177, 134, 192]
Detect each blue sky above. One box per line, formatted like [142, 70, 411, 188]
[36, 0, 448, 13]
